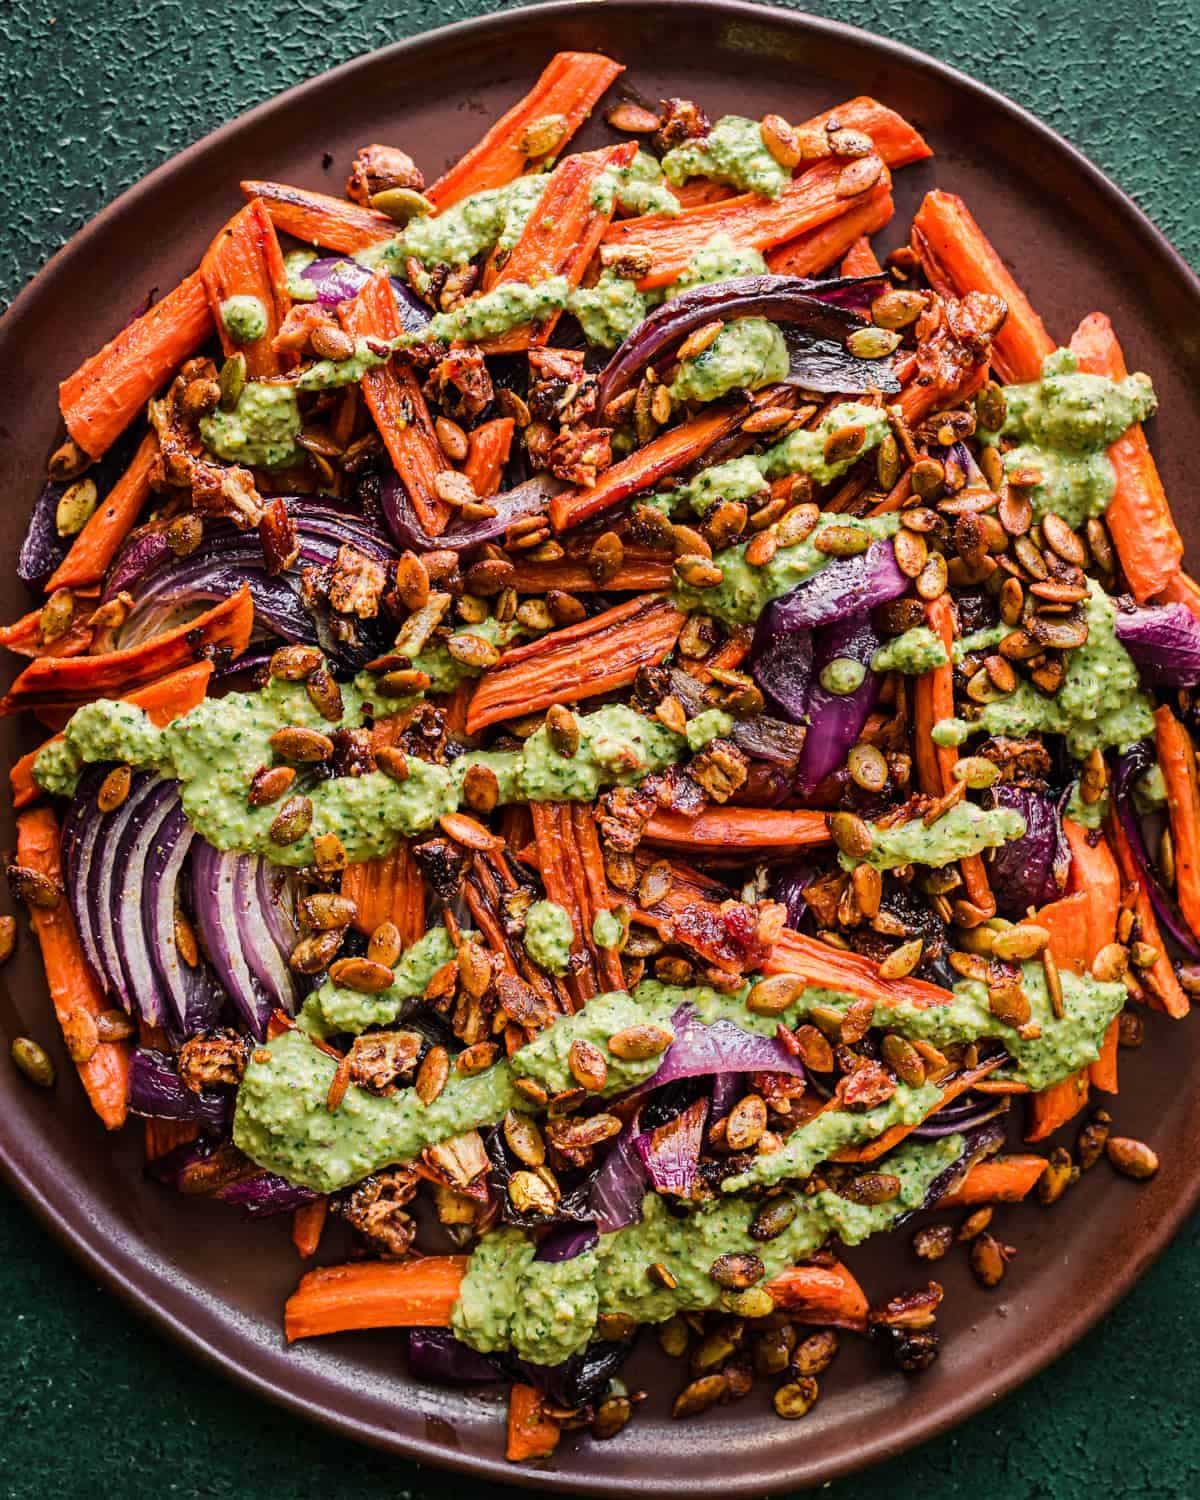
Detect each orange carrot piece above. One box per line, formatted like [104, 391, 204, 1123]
[463, 417, 515, 497]
[1106, 808, 1190, 1018]
[1090, 1019, 1120, 1094]
[427, 52, 624, 208]
[1154, 705, 1200, 941]
[284, 1257, 468, 1340]
[836, 1061, 999, 1163]
[241, 179, 395, 253]
[939, 1155, 1047, 1206]
[46, 432, 158, 592]
[571, 803, 624, 993]
[10, 661, 213, 809]
[199, 198, 292, 379]
[910, 190, 1055, 385]
[17, 807, 130, 1130]
[466, 596, 683, 733]
[1, 587, 251, 716]
[441, 680, 473, 736]
[1036, 891, 1094, 975]
[1026, 1071, 1090, 1143]
[291, 1199, 329, 1259]
[761, 928, 956, 1011]
[481, 142, 637, 352]
[1157, 569, 1200, 622]
[340, 840, 425, 942]
[144, 1117, 200, 1160]
[765, 187, 894, 278]
[763, 1260, 869, 1331]
[505, 557, 675, 593]
[549, 403, 749, 532]
[643, 807, 831, 852]
[506, 1383, 562, 1463]
[1068, 312, 1183, 601]
[529, 803, 595, 1007]
[0, 599, 96, 659]
[840, 233, 883, 278]
[1027, 876, 1103, 1128]
[339, 271, 449, 536]
[604, 157, 891, 291]
[671, 180, 736, 209]
[1063, 819, 1121, 958]
[59, 272, 214, 458]
[799, 96, 933, 170]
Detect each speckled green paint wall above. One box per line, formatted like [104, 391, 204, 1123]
[0, 0, 1197, 1495]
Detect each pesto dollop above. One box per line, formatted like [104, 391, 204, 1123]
[363, 174, 546, 273]
[591, 150, 680, 217]
[299, 926, 456, 1037]
[219, 294, 268, 344]
[871, 626, 949, 675]
[423, 276, 570, 344]
[199, 382, 302, 469]
[669, 317, 788, 403]
[524, 900, 574, 975]
[840, 802, 1026, 873]
[662, 115, 790, 199]
[819, 657, 867, 696]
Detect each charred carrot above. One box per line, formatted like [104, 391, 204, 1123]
[0, 587, 251, 716]
[1063, 819, 1121, 958]
[643, 807, 832, 852]
[1069, 312, 1183, 601]
[241, 180, 395, 254]
[16, 807, 130, 1130]
[800, 96, 932, 170]
[1090, 1019, 1120, 1095]
[761, 928, 956, 1011]
[766, 187, 894, 278]
[463, 416, 515, 498]
[466, 596, 684, 733]
[1154, 706, 1200, 941]
[604, 157, 891, 291]
[1026, 1071, 1090, 1143]
[939, 1155, 1047, 1206]
[671, 180, 735, 209]
[340, 840, 425, 943]
[763, 1260, 869, 1331]
[1025, 876, 1101, 1132]
[504, 557, 675, 593]
[200, 198, 293, 378]
[284, 1256, 469, 1340]
[910, 190, 1055, 385]
[10, 661, 214, 809]
[291, 1198, 329, 1259]
[840, 233, 883, 278]
[1106, 808, 1190, 1019]
[144, 1118, 200, 1161]
[45, 432, 158, 592]
[427, 52, 624, 208]
[529, 803, 595, 1007]
[571, 803, 625, 993]
[0, 599, 96, 659]
[59, 272, 213, 459]
[340, 272, 449, 536]
[481, 142, 637, 352]
[506, 1383, 562, 1463]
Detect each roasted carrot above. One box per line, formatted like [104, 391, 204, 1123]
[143, 1117, 200, 1160]
[1026, 876, 1101, 1136]
[199, 198, 293, 378]
[1154, 706, 1200, 942]
[291, 1198, 329, 1259]
[643, 807, 832, 852]
[910, 190, 1054, 385]
[549, 402, 751, 532]
[59, 272, 214, 459]
[763, 1260, 869, 1331]
[505, 557, 675, 593]
[840, 233, 883, 278]
[427, 51, 624, 208]
[528, 803, 597, 1007]
[765, 187, 894, 278]
[0, 599, 96, 659]
[45, 432, 158, 592]
[1106, 807, 1190, 1019]
[1026, 1071, 1090, 1143]
[604, 157, 891, 291]
[1157, 569, 1200, 623]
[466, 596, 684, 733]
[939, 1155, 1047, 1206]
[284, 1256, 468, 1340]
[340, 840, 425, 942]
[9, 660, 213, 809]
[1069, 312, 1183, 601]
[506, 1383, 562, 1463]
[241, 180, 395, 254]
[671, 180, 735, 209]
[761, 928, 956, 1011]
[1, 587, 251, 716]
[570, 802, 625, 993]
[463, 416, 515, 497]
[1090, 1020, 1121, 1095]
[481, 142, 637, 352]
[16, 807, 130, 1130]
[836, 1060, 1000, 1163]
[799, 96, 932, 170]
[340, 271, 449, 536]
[1063, 819, 1121, 958]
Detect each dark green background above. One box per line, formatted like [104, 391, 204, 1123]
[2, 0, 1198, 1494]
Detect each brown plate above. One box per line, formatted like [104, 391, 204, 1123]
[1, 1, 1199, 1492]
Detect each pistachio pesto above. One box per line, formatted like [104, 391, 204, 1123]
[685, 708, 734, 749]
[283, 250, 319, 302]
[871, 626, 949, 675]
[669, 317, 788, 403]
[592, 909, 624, 949]
[1064, 780, 1109, 829]
[422, 276, 570, 345]
[524, 900, 575, 975]
[219, 294, 268, 344]
[661, 115, 791, 199]
[298, 927, 457, 1037]
[410, 616, 529, 694]
[819, 657, 867, 695]
[591, 151, 680, 217]
[362, 174, 547, 273]
[840, 801, 1026, 873]
[295, 337, 391, 391]
[199, 382, 302, 469]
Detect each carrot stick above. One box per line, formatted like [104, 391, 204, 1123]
[144, 1117, 200, 1160]
[549, 402, 750, 532]
[465, 596, 684, 733]
[763, 1260, 869, 1331]
[1069, 312, 1183, 601]
[671, 180, 735, 209]
[427, 52, 624, 209]
[0, 601, 95, 659]
[1106, 808, 1190, 1019]
[1157, 570, 1200, 623]
[59, 272, 214, 458]
[199, 198, 293, 379]
[1025, 1071, 1090, 1143]
[339, 272, 449, 536]
[643, 807, 832, 852]
[529, 803, 595, 1007]
[1027, 872, 1106, 1130]
[340, 840, 425, 942]
[241, 180, 395, 254]
[16, 807, 130, 1130]
[0, 587, 251, 716]
[761, 928, 956, 1011]
[45, 432, 158, 592]
[604, 156, 891, 291]
[1063, 819, 1121, 958]
[835, 1060, 999, 1163]
[799, 96, 932, 170]
[571, 802, 625, 993]
[9, 661, 213, 809]
[1090, 1020, 1120, 1095]
[480, 142, 637, 352]
[291, 1199, 329, 1259]
[766, 188, 894, 278]
[506, 1383, 562, 1463]
[505, 557, 675, 593]
[1154, 705, 1200, 942]
[840, 233, 883, 278]
[463, 417, 515, 497]
[910, 190, 1055, 385]
[939, 1155, 1047, 1206]
[284, 1256, 469, 1340]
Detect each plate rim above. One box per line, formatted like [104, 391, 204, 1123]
[2, 1, 1199, 1492]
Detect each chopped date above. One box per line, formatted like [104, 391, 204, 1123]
[412, 837, 467, 900]
[425, 348, 494, 422]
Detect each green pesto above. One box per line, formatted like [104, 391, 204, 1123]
[661, 115, 790, 199]
[669, 317, 788, 403]
[666, 236, 769, 295]
[953, 623, 1009, 662]
[648, 454, 769, 520]
[363, 175, 546, 273]
[931, 717, 972, 748]
[297, 927, 457, 1038]
[592, 909, 624, 949]
[198, 382, 302, 469]
[409, 616, 528, 694]
[685, 708, 734, 749]
[1064, 780, 1109, 829]
[282, 250, 318, 301]
[758, 402, 891, 484]
[819, 657, 867, 695]
[1135, 761, 1168, 812]
[295, 337, 390, 391]
[982, 348, 1157, 527]
[422, 276, 570, 344]
[591, 151, 680, 217]
[219, 294, 268, 344]
[524, 900, 575, 975]
[840, 801, 1026, 873]
[871, 626, 949, 675]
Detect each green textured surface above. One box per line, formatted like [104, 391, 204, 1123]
[1, 0, 1199, 1495]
